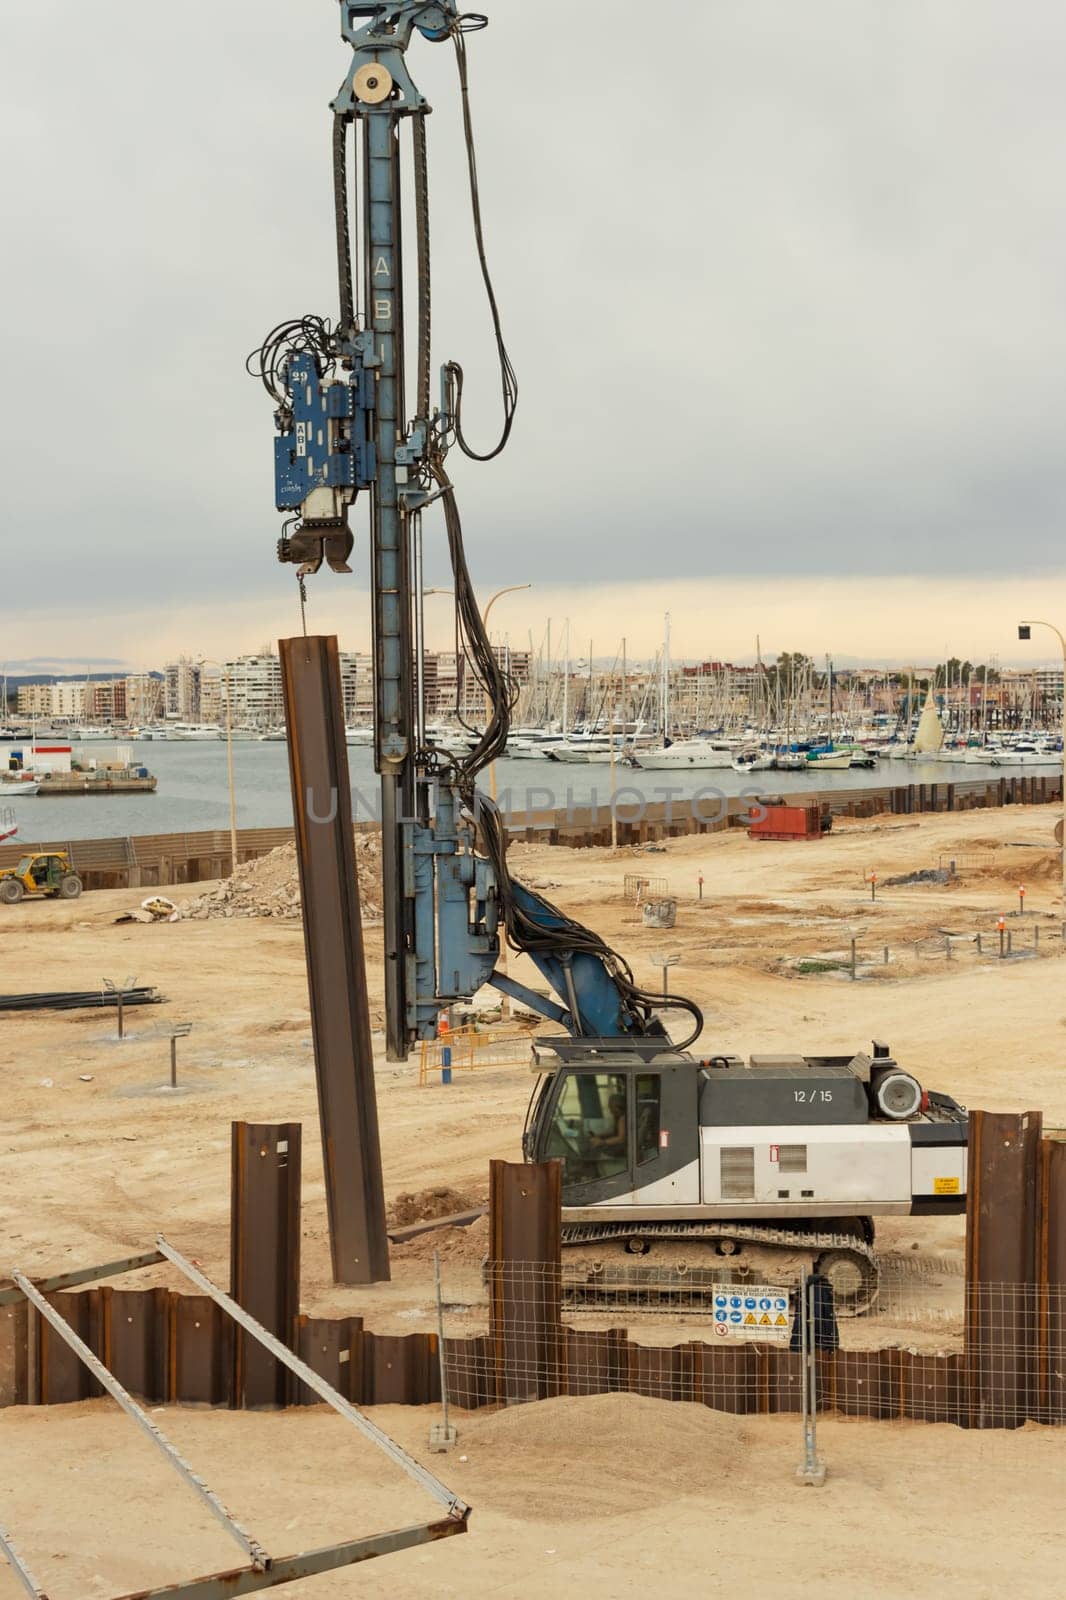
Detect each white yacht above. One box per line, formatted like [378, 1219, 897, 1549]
[632, 739, 736, 771]
[168, 722, 224, 741]
[986, 742, 1061, 769]
[346, 725, 374, 747]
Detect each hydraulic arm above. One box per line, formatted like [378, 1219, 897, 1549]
[251, 2, 702, 1059]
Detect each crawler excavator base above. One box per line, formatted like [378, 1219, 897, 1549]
[560, 1219, 880, 1316]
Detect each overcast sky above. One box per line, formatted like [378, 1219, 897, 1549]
[4, 1, 1066, 666]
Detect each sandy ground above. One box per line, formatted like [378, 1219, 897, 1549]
[0, 1398, 1063, 1600]
[1, 802, 1065, 1596]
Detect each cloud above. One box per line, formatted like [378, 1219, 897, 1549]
[5, 574, 1064, 672]
[4, 1, 1066, 632]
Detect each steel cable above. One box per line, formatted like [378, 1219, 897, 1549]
[333, 114, 356, 337]
[413, 114, 432, 422]
[444, 28, 517, 460]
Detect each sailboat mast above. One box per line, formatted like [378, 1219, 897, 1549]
[662, 613, 671, 742]
[563, 618, 570, 735]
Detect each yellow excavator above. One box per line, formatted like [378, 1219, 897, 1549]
[0, 851, 83, 903]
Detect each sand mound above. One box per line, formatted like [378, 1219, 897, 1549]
[454, 1393, 749, 1519]
[387, 1185, 476, 1227]
[392, 1213, 490, 1264]
[179, 834, 383, 921]
[962, 851, 1059, 886]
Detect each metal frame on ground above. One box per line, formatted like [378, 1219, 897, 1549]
[1, 1240, 469, 1600]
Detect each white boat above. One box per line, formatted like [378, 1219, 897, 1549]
[345, 725, 374, 747]
[632, 739, 736, 771]
[0, 778, 40, 797]
[425, 722, 479, 755]
[732, 749, 775, 773]
[258, 727, 288, 742]
[168, 722, 224, 741]
[987, 744, 1062, 769]
[807, 751, 851, 771]
[506, 739, 554, 759]
[545, 744, 595, 763]
[545, 736, 623, 763]
[773, 753, 807, 771]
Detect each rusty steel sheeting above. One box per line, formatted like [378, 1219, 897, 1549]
[155, 1236, 468, 1519]
[1037, 1136, 1066, 1423]
[105, 1287, 169, 1405]
[964, 1109, 1042, 1428]
[561, 1326, 625, 1398]
[898, 1351, 961, 1424]
[278, 635, 389, 1285]
[294, 1316, 363, 1405]
[109, 1519, 467, 1600]
[442, 1333, 495, 1412]
[362, 1332, 440, 1407]
[230, 1122, 302, 1408]
[170, 1294, 234, 1407]
[13, 1292, 1066, 1429]
[488, 1160, 563, 1405]
[38, 1290, 104, 1405]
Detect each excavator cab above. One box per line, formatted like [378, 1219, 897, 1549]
[525, 1043, 701, 1210]
[0, 851, 83, 904]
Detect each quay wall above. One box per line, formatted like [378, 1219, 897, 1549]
[0, 774, 1060, 893]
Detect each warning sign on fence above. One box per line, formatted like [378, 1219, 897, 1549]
[711, 1285, 792, 1343]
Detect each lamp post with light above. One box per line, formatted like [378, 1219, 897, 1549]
[1018, 620, 1066, 926]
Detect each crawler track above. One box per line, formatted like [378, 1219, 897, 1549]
[560, 1219, 880, 1315]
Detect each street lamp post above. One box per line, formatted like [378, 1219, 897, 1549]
[1018, 620, 1066, 927]
[200, 658, 238, 877]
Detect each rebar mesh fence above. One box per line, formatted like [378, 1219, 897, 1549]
[433, 1262, 1066, 1431]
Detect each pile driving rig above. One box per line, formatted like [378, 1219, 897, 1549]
[251, 2, 967, 1311]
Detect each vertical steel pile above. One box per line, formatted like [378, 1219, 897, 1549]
[964, 1109, 1042, 1427]
[488, 1160, 562, 1405]
[1036, 1134, 1066, 1424]
[279, 635, 390, 1285]
[231, 1122, 302, 1407]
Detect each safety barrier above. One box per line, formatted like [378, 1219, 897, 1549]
[622, 873, 669, 903]
[418, 1023, 535, 1085]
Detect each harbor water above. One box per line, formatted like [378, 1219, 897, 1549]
[4, 741, 1043, 846]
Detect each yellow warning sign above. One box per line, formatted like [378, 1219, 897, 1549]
[775, 1314, 788, 1327]
[759, 1314, 772, 1326]
[934, 1176, 960, 1195]
[743, 1313, 757, 1325]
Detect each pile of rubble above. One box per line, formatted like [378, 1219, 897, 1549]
[178, 833, 383, 921]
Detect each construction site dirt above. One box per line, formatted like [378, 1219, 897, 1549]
[3, 801, 1066, 1598]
